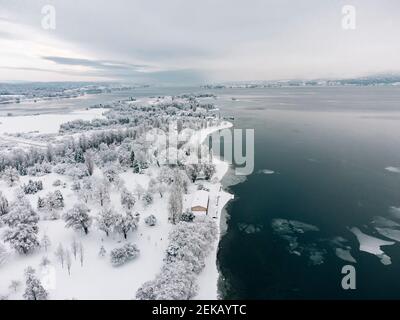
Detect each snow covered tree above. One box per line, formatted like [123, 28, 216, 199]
[120, 188, 136, 210]
[185, 164, 200, 183]
[103, 163, 120, 184]
[3, 223, 39, 255]
[66, 249, 72, 275]
[74, 148, 85, 163]
[9, 280, 21, 293]
[0, 191, 9, 216]
[93, 180, 110, 207]
[63, 203, 92, 235]
[22, 180, 43, 194]
[136, 261, 198, 300]
[202, 163, 216, 180]
[2, 194, 40, 254]
[52, 190, 64, 209]
[130, 150, 135, 167]
[134, 184, 145, 200]
[180, 210, 195, 222]
[114, 212, 138, 239]
[97, 207, 117, 237]
[99, 245, 107, 257]
[2, 195, 39, 228]
[149, 178, 166, 198]
[40, 190, 64, 218]
[110, 243, 140, 266]
[78, 188, 92, 204]
[41, 234, 51, 252]
[54, 243, 65, 268]
[132, 159, 141, 173]
[23, 267, 48, 300]
[0, 243, 10, 266]
[40, 256, 51, 267]
[177, 119, 183, 133]
[85, 151, 95, 176]
[142, 191, 154, 207]
[71, 238, 79, 260]
[78, 242, 84, 267]
[2, 167, 19, 186]
[144, 214, 157, 226]
[168, 184, 183, 224]
[37, 197, 45, 210]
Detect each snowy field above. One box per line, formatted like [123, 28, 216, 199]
[0, 108, 107, 135]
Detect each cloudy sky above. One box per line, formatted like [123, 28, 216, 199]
[0, 0, 400, 84]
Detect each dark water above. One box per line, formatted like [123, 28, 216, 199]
[215, 87, 400, 299]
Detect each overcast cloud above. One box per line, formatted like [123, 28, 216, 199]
[0, 0, 399, 83]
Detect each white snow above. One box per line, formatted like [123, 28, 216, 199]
[0, 169, 172, 299]
[181, 120, 234, 300]
[0, 119, 234, 300]
[0, 108, 107, 135]
[349, 227, 395, 265]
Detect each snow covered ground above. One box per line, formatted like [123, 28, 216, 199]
[184, 120, 234, 299]
[0, 168, 172, 299]
[0, 108, 107, 135]
[0, 107, 234, 299]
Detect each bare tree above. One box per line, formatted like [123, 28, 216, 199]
[9, 280, 21, 293]
[65, 249, 72, 275]
[54, 244, 65, 268]
[85, 151, 95, 176]
[71, 238, 78, 260]
[41, 234, 51, 252]
[78, 242, 84, 267]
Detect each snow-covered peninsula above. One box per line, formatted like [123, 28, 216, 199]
[0, 95, 233, 300]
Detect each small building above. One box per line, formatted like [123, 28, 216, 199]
[191, 190, 209, 215]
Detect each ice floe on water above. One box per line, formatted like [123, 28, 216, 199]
[349, 227, 395, 265]
[385, 166, 400, 173]
[258, 169, 275, 175]
[272, 219, 320, 234]
[271, 219, 325, 265]
[369, 211, 400, 242]
[372, 215, 400, 228]
[375, 228, 400, 242]
[335, 248, 357, 263]
[330, 236, 357, 263]
[238, 223, 262, 234]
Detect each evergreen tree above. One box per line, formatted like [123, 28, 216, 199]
[0, 191, 9, 216]
[23, 267, 48, 300]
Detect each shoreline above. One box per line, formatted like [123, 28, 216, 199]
[193, 121, 235, 300]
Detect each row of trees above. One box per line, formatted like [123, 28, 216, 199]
[136, 218, 218, 300]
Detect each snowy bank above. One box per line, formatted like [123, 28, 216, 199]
[190, 121, 234, 299]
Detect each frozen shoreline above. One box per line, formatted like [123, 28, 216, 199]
[191, 121, 234, 300]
